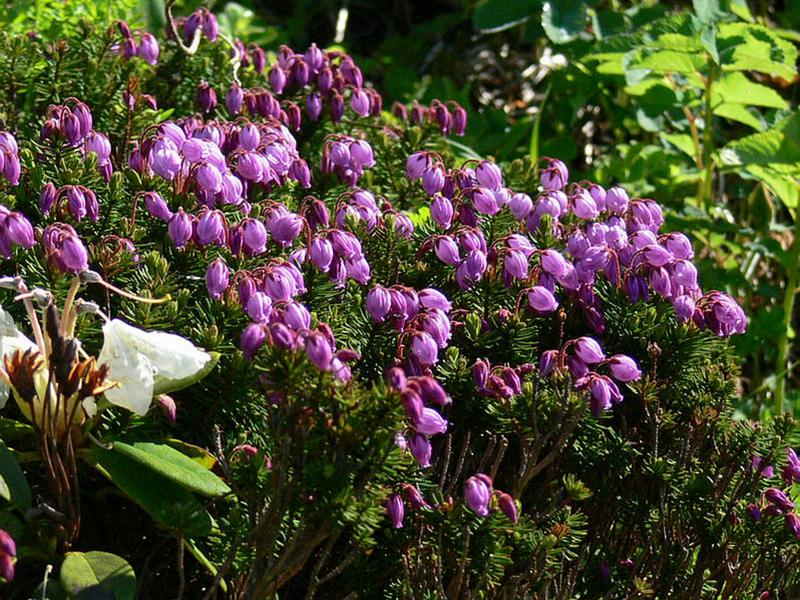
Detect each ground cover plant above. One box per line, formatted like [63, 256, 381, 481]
[0, 1, 798, 598]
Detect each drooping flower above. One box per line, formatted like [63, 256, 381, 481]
[464, 475, 492, 517]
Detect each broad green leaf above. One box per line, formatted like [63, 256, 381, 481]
[718, 113, 800, 207]
[60, 551, 136, 600]
[541, 0, 588, 44]
[473, 0, 537, 33]
[712, 72, 787, 109]
[85, 448, 214, 537]
[626, 48, 707, 77]
[166, 439, 218, 470]
[0, 442, 31, 511]
[112, 441, 230, 497]
[661, 133, 697, 159]
[713, 103, 764, 130]
[719, 24, 798, 80]
[693, 0, 729, 24]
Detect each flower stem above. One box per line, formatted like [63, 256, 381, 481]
[774, 209, 800, 414]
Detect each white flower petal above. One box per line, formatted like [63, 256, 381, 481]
[98, 319, 212, 415]
[0, 305, 37, 409]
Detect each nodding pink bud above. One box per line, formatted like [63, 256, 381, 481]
[269, 64, 287, 94]
[527, 286, 558, 314]
[270, 213, 303, 247]
[386, 367, 407, 391]
[246, 292, 272, 323]
[305, 331, 333, 370]
[226, 82, 244, 114]
[366, 285, 392, 322]
[241, 323, 267, 358]
[765, 487, 794, 512]
[475, 161, 503, 190]
[40, 182, 58, 215]
[409, 434, 432, 467]
[539, 349, 559, 376]
[472, 359, 489, 389]
[411, 332, 438, 365]
[122, 36, 137, 60]
[168, 209, 193, 248]
[422, 166, 445, 196]
[406, 152, 430, 180]
[430, 194, 454, 229]
[434, 237, 460, 266]
[0, 528, 16, 581]
[59, 233, 89, 274]
[573, 337, 604, 365]
[386, 494, 404, 529]
[402, 484, 428, 509]
[464, 475, 491, 516]
[540, 158, 569, 191]
[202, 10, 219, 41]
[419, 288, 451, 312]
[157, 394, 176, 424]
[250, 45, 266, 74]
[607, 354, 641, 382]
[452, 105, 467, 135]
[413, 407, 448, 436]
[62, 111, 82, 145]
[137, 32, 159, 65]
[196, 209, 226, 246]
[116, 20, 133, 38]
[143, 191, 172, 221]
[330, 90, 345, 123]
[4, 212, 35, 249]
[496, 491, 518, 522]
[350, 89, 371, 117]
[205, 258, 230, 300]
[786, 513, 800, 539]
[196, 81, 217, 113]
[606, 186, 629, 214]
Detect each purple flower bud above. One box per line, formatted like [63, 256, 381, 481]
[746, 503, 762, 522]
[196, 162, 223, 194]
[574, 337, 604, 365]
[168, 209, 193, 248]
[205, 258, 230, 300]
[367, 285, 392, 322]
[306, 330, 333, 370]
[409, 434, 432, 467]
[0, 528, 15, 582]
[306, 92, 323, 121]
[539, 349, 559, 376]
[143, 191, 172, 221]
[386, 494, 404, 529]
[421, 166, 445, 196]
[475, 161, 503, 190]
[4, 212, 35, 248]
[65, 186, 86, 221]
[270, 213, 303, 247]
[350, 89, 371, 117]
[241, 323, 267, 358]
[472, 187, 499, 215]
[269, 65, 287, 94]
[415, 376, 451, 406]
[504, 249, 529, 280]
[196, 81, 217, 113]
[452, 106, 467, 135]
[606, 186, 629, 214]
[137, 32, 159, 64]
[402, 484, 428, 509]
[411, 332, 438, 365]
[419, 289, 451, 313]
[246, 292, 272, 323]
[226, 82, 244, 114]
[540, 249, 570, 278]
[406, 152, 430, 180]
[464, 475, 491, 516]
[196, 209, 226, 246]
[663, 232, 694, 260]
[608, 354, 641, 382]
[308, 236, 333, 272]
[430, 194, 454, 229]
[386, 367, 407, 391]
[527, 286, 558, 314]
[40, 182, 58, 215]
[434, 237, 460, 266]
[60, 233, 89, 273]
[509, 192, 533, 220]
[540, 158, 568, 191]
[413, 407, 448, 436]
[641, 244, 672, 268]
[572, 189, 599, 219]
[765, 487, 794, 512]
[496, 491, 518, 522]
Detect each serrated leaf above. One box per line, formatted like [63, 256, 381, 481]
[84, 448, 214, 537]
[60, 551, 136, 600]
[0, 442, 31, 511]
[713, 72, 787, 109]
[713, 103, 764, 130]
[112, 441, 229, 497]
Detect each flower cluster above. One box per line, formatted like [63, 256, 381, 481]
[747, 449, 800, 540]
[391, 99, 468, 136]
[40, 100, 113, 181]
[138, 117, 310, 215]
[409, 151, 746, 338]
[39, 184, 100, 222]
[539, 336, 642, 416]
[385, 483, 430, 528]
[114, 20, 160, 65]
[321, 135, 375, 187]
[464, 473, 517, 522]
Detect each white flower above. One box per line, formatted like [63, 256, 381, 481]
[0, 305, 38, 409]
[98, 319, 214, 416]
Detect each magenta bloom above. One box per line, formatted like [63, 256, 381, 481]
[205, 258, 230, 300]
[386, 494, 404, 529]
[574, 337, 604, 365]
[305, 330, 333, 371]
[0, 528, 15, 582]
[464, 475, 491, 517]
[527, 286, 558, 314]
[607, 355, 642, 382]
